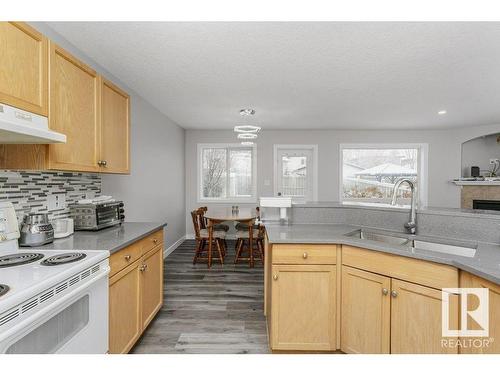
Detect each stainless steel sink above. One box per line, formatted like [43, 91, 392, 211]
[411, 240, 477, 258]
[345, 229, 410, 246]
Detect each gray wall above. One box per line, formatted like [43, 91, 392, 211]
[185, 125, 500, 236]
[462, 133, 500, 177]
[31, 23, 186, 251]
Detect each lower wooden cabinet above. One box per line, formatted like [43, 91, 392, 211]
[108, 230, 164, 354]
[109, 260, 142, 354]
[141, 246, 164, 330]
[459, 272, 500, 354]
[341, 266, 391, 354]
[270, 264, 336, 351]
[391, 279, 458, 354]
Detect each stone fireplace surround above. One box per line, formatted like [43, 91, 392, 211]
[461, 185, 500, 209]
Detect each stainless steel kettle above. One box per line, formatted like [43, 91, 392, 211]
[19, 213, 55, 247]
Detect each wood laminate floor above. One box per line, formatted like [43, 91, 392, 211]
[131, 240, 269, 354]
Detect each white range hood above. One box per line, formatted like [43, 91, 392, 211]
[0, 103, 66, 144]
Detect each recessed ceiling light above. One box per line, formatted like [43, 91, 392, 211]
[234, 125, 261, 133]
[237, 133, 258, 139]
[239, 109, 255, 116]
[241, 141, 254, 146]
[438, 110, 447, 115]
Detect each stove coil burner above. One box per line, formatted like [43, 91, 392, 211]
[0, 284, 9, 297]
[41, 252, 87, 266]
[0, 253, 44, 268]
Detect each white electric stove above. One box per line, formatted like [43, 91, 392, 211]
[0, 202, 110, 354]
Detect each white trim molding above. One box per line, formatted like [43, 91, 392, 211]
[273, 144, 319, 202]
[197, 143, 258, 204]
[163, 235, 186, 258]
[339, 143, 429, 208]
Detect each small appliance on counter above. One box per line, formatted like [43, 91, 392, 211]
[71, 196, 125, 231]
[51, 218, 74, 239]
[19, 213, 54, 247]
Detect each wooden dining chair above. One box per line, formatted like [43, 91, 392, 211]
[191, 208, 226, 267]
[234, 207, 265, 266]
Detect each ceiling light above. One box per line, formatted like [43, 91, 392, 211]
[438, 110, 447, 115]
[237, 133, 258, 139]
[241, 141, 254, 146]
[234, 125, 261, 133]
[239, 109, 255, 116]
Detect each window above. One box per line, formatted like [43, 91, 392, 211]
[340, 144, 428, 207]
[198, 143, 256, 202]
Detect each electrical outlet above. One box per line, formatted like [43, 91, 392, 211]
[47, 194, 66, 211]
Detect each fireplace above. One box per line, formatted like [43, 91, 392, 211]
[473, 199, 500, 211]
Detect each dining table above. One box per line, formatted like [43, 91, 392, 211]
[204, 207, 258, 267]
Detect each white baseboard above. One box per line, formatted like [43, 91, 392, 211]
[163, 235, 186, 258]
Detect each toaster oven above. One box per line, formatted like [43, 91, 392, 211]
[71, 201, 125, 231]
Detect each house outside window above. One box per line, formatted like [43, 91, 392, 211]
[198, 143, 257, 202]
[340, 144, 428, 207]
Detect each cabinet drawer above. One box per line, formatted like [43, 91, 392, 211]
[110, 241, 143, 277]
[342, 245, 458, 290]
[140, 230, 164, 255]
[272, 244, 337, 265]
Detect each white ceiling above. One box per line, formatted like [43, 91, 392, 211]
[46, 22, 500, 130]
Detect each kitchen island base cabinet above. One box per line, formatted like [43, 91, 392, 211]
[108, 230, 164, 354]
[391, 279, 458, 354]
[341, 266, 391, 354]
[270, 264, 336, 351]
[459, 272, 500, 354]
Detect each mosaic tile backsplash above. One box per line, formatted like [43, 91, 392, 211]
[0, 170, 101, 224]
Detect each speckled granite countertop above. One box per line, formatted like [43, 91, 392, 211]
[36, 222, 167, 255]
[266, 223, 500, 285]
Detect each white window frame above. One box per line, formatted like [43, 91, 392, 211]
[273, 144, 319, 202]
[197, 143, 257, 203]
[339, 143, 429, 208]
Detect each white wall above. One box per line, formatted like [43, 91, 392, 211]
[31, 23, 186, 250]
[185, 125, 500, 235]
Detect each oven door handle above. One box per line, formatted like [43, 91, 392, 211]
[0, 266, 110, 343]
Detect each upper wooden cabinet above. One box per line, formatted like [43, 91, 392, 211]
[0, 22, 48, 115]
[48, 42, 101, 172]
[0, 26, 130, 174]
[100, 78, 130, 173]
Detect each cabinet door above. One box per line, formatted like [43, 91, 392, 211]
[0, 22, 48, 115]
[48, 42, 100, 172]
[141, 246, 164, 330]
[271, 264, 336, 351]
[341, 266, 391, 353]
[460, 272, 500, 354]
[109, 260, 142, 354]
[100, 78, 130, 174]
[391, 279, 458, 354]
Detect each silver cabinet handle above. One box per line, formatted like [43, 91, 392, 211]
[140, 264, 146, 272]
[302, 252, 308, 259]
[382, 288, 389, 296]
[124, 255, 131, 261]
[98, 160, 108, 167]
[153, 239, 158, 244]
[391, 290, 398, 298]
[273, 274, 278, 281]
